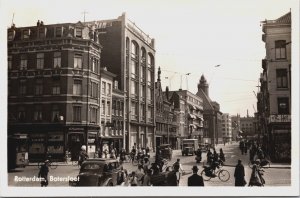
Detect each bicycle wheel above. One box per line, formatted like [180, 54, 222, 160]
[200, 169, 212, 181]
[50, 161, 58, 169]
[218, 169, 230, 182]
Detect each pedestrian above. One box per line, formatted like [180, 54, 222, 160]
[240, 141, 245, 155]
[142, 169, 152, 186]
[234, 159, 246, 186]
[129, 171, 138, 186]
[136, 164, 145, 186]
[166, 168, 178, 186]
[248, 160, 262, 186]
[78, 145, 88, 166]
[38, 160, 50, 187]
[172, 159, 184, 185]
[244, 142, 248, 154]
[119, 148, 126, 164]
[219, 148, 225, 162]
[150, 163, 160, 175]
[146, 146, 150, 158]
[188, 165, 204, 186]
[143, 157, 150, 172]
[206, 149, 213, 165]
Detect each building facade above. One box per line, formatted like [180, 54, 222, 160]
[7, 21, 102, 161]
[231, 114, 241, 141]
[240, 115, 256, 138]
[167, 89, 204, 147]
[155, 68, 178, 149]
[258, 12, 291, 162]
[85, 13, 156, 151]
[196, 75, 222, 146]
[221, 113, 232, 143]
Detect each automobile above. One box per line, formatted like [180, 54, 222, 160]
[69, 158, 123, 186]
[199, 143, 210, 152]
[159, 144, 172, 160]
[182, 146, 195, 156]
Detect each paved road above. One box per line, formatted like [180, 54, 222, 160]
[8, 142, 290, 187]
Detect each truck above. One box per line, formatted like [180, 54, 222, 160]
[181, 139, 199, 156]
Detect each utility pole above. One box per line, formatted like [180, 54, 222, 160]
[82, 10, 88, 22]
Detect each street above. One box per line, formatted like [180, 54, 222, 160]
[8, 142, 290, 187]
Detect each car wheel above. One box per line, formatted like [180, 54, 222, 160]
[107, 182, 113, 186]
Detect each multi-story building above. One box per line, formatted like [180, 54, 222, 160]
[240, 114, 256, 138]
[155, 68, 178, 149]
[231, 114, 241, 141]
[7, 21, 101, 161]
[167, 89, 204, 147]
[196, 75, 222, 146]
[258, 12, 291, 162]
[221, 113, 232, 144]
[85, 13, 156, 151]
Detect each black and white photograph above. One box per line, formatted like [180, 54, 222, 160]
[0, 0, 299, 197]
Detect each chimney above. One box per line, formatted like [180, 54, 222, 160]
[247, 109, 249, 118]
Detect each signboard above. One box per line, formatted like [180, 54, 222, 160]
[269, 115, 291, 123]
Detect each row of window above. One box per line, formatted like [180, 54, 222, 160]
[8, 26, 85, 41]
[8, 53, 100, 73]
[130, 82, 153, 100]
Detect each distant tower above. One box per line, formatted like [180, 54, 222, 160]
[247, 109, 249, 118]
[157, 66, 161, 82]
[198, 74, 209, 97]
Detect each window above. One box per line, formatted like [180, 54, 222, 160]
[52, 85, 60, 95]
[91, 82, 98, 98]
[112, 101, 116, 115]
[141, 48, 146, 64]
[36, 53, 44, 69]
[131, 102, 137, 120]
[75, 28, 82, 38]
[131, 81, 137, 95]
[55, 27, 63, 37]
[147, 70, 153, 84]
[38, 27, 46, 38]
[18, 108, 26, 121]
[20, 54, 27, 70]
[131, 61, 138, 78]
[131, 42, 138, 59]
[101, 100, 105, 115]
[276, 69, 288, 88]
[107, 83, 111, 96]
[102, 82, 106, 95]
[19, 81, 26, 96]
[52, 105, 60, 122]
[35, 80, 43, 95]
[53, 52, 61, 68]
[147, 87, 152, 101]
[140, 104, 145, 120]
[147, 54, 154, 68]
[92, 58, 97, 73]
[8, 55, 12, 70]
[107, 101, 111, 116]
[8, 30, 15, 40]
[74, 55, 82, 69]
[140, 65, 145, 81]
[23, 29, 30, 39]
[73, 80, 82, 95]
[34, 106, 43, 121]
[141, 85, 145, 100]
[90, 107, 98, 123]
[73, 106, 81, 122]
[277, 97, 289, 114]
[147, 106, 153, 122]
[275, 40, 287, 59]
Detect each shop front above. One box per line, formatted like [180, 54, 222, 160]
[270, 125, 291, 162]
[67, 126, 85, 161]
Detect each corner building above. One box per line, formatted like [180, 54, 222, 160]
[7, 21, 101, 161]
[86, 13, 156, 151]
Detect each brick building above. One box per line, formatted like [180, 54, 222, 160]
[7, 21, 101, 161]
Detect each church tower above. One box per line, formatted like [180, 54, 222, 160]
[198, 74, 209, 97]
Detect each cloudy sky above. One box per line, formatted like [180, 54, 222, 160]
[1, 0, 297, 117]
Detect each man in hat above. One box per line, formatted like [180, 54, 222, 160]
[38, 160, 50, 187]
[188, 165, 204, 186]
[234, 159, 246, 186]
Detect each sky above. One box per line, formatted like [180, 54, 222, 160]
[0, 0, 297, 117]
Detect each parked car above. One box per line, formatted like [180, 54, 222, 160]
[69, 158, 122, 186]
[159, 144, 172, 160]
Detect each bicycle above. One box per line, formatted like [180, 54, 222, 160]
[200, 165, 230, 182]
[37, 155, 58, 169]
[248, 159, 270, 169]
